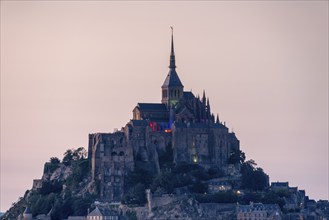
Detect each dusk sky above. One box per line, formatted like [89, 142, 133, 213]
[1, 1, 328, 212]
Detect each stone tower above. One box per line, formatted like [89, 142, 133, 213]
[161, 27, 184, 107]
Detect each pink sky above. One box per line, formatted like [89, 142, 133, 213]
[1, 1, 328, 212]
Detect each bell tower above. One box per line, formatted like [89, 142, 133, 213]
[161, 27, 184, 107]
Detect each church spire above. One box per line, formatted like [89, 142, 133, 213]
[161, 27, 183, 107]
[169, 26, 176, 69]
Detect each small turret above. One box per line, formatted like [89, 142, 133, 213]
[207, 97, 211, 119]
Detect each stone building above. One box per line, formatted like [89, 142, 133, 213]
[237, 202, 282, 220]
[88, 30, 240, 201]
[86, 207, 118, 220]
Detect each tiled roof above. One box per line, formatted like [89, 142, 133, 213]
[162, 69, 183, 88]
[137, 103, 168, 112]
[183, 91, 195, 100]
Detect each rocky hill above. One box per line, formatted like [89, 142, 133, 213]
[1, 148, 98, 220]
[2, 146, 328, 220]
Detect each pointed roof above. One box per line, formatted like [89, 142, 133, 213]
[87, 207, 118, 217]
[88, 207, 102, 217]
[162, 27, 183, 88]
[162, 69, 183, 88]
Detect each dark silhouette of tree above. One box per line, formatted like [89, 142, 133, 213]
[228, 150, 246, 164]
[241, 160, 269, 191]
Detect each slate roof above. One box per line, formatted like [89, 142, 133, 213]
[183, 91, 195, 100]
[137, 103, 168, 112]
[238, 203, 280, 212]
[162, 69, 183, 88]
[271, 182, 289, 187]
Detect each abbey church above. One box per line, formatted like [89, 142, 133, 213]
[88, 31, 240, 202]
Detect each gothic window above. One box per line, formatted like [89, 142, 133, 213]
[174, 90, 177, 97]
[178, 90, 180, 97]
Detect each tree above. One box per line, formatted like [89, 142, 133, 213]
[262, 192, 285, 209]
[62, 148, 87, 165]
[190, 180, 208, 194]
[151, 172, 174, 194]
[122, 183, 147, 205]
[72, 147, 87, 160]
[50, 157, 60, 164]
[241, 160, 269, 191]
[48, 157, 61, 173]
[228, 150, 246, 164]
[62, 149, 74, 165]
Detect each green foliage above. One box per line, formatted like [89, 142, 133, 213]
[62, 147, 87, 165]
[173, 163, 210, 180]
[29, 192, 56, 216]
[3, 147, 92, 220]
[239, 192, 263, 204]
[126, 210, 137, 220]
[190, 180, 208, 194]
[50, 157, 60, 164]
[262, 192, 285, 209]
[241, 160, 269, 191]
[66, 159, 90, 190]
[151, 172, 174, 194]
[122, 183, 147, 205]
[47, 157, 60, 173]
[29, 190, 94, 220]
[228, 150, 245, 164]
[0, 197, 26, 220]
[38, 181, 63, 195]
[275, 189, 292, 198]
[195, 191, 238, 203]
[123, 167, 154, 205]
[125, 168, 154, 188]
[207, 167, 224, 178]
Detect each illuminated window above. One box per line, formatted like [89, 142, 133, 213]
[193, 155, 198, 163]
